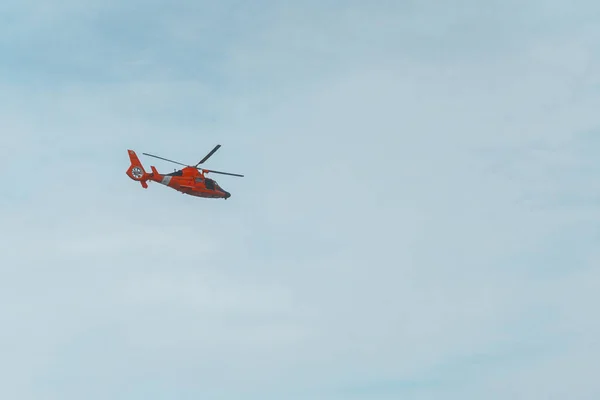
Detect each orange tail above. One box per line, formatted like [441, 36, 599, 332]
[126, 149, 151, 188]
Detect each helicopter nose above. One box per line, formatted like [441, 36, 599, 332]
[224, 191, 231, 199]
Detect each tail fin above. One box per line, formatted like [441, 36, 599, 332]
[126, 149, 151, 188]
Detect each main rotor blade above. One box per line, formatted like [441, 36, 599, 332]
[142, 153, 189, 167]
[202, 168, 244, 177]
[195, 144, 221, 166]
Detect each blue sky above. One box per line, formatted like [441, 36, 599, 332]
[1, 1, 600, 399]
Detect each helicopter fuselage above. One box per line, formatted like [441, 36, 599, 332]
[153, 166, 231, 199]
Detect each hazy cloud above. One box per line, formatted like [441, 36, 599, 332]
[1, 1, 600, 399]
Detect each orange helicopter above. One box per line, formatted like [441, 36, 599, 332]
[125, 145, 243, 199]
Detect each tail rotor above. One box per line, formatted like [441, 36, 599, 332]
[126, 149, 151, 188]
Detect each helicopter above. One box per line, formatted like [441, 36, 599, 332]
[125, 144, 243, 199]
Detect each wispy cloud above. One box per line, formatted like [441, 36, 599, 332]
[1, 1, 600, 399]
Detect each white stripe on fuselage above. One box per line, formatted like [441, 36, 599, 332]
[161, 176, 172, 185]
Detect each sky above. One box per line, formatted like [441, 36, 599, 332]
[1, 1, 600, 399]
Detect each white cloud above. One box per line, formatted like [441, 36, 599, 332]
[1, 1, 600, 399]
